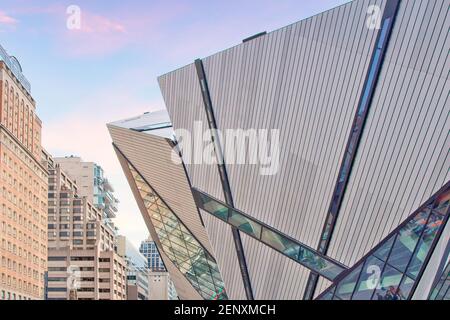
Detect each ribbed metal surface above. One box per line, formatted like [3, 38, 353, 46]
[111, 138, 202, 300]
[159, 64, 248, 299]
[320, 0, 450, 294]
[157, 0, 449, 300]
[202, 0, 384, 248]
[240, 233, 311, 299]
[200, 209, 247, 299]
[158, 64, 226, 202]
[108, 125, 215, 254]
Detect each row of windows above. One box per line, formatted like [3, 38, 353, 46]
[0, 132, 46, 182]
[1, 256, 44, 279]
[2, 170, 46, 210]
[1, 272, 43, 295]
[1, 290, 32, 300]
[1, 239, 46, 267]
[2, 79, 40, 157]
[0, 221, 46, 253]
[1, 196, 46, 227]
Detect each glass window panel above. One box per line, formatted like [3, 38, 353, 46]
[373, 236, 395, 262]
[197, 275, 217, 292]
[335, 265, 363, 300]
[397, 276, 415, 300]
[200, 194, 229, 221]
[298, 248, 344, 280]
[261, 227, 300, 259]
[229, 211, 262, 238]
[372, 265, 404, 300]
[161, 215, 178, 229]
[200, 287, 216, 300]
[444, 287, 450, 300]
[387, 210, 430, 272]
[432, 190, 450, 215]
[352, 256, 384, 300]
[168, 233, 188, 249]
[319, 286, 335, 300]
[127, 163, 227, 300]
[185, 240, 202, 253]
[435, 280, 450, 300]
[193, 262, 213, 278]
[406, 213, 443, 279]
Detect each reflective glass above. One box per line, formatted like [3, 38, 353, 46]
[352, 256, 384, 300]
[195, 189, 346, 281]
[261, 227, 300, 259]
[387, 210, 429, 272]
[335, 265, 363, 300]
[317, 186, 450, 300]
[397, 276, 415, 299]
[373, 236, 395, 262]
[432, 189, 450, 214]
[320, 286, 335, 300]
[372, 265, 404, 300]
[127, 163, 228, 300]
[200, 194, 229, 221]
[429, 261, 450, 300]
[229, 211, 262, 238]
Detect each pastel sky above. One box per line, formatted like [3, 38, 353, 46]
[0, 0, 350, 248]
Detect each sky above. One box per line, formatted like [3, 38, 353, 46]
[0, 0, 350, 248]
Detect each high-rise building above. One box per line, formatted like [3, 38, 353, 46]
[108, 0, 450, 300]
[53, 156, 119, 221]
[148, 271, 178, 300]
[116, 235, 150, 300]
[140, 236, 166, 272]
[139, 235, 178, 300]
[43, 151, 127, 300]
[0, 44, 48, 300]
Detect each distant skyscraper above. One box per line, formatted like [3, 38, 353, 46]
[140, 236, 165, 272]
[0, 44, 47, 300]
[117, 235, 150, 300]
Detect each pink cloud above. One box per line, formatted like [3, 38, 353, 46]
[73, 11, 126, 34]
[57, 3, 188, 57]
[0, 11, 17, 25]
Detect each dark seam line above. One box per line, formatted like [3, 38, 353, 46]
[166, 138, 206, 227]
[194, 59, 254, 300]
[304, 0, 403, 300]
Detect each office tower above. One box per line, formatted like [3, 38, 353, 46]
[0, 45, 48, 300]
[116, 235, 150, 300]
[53, 156, 119, 222]
[148, 271, 178, 300]
[140, 235, 178, 300]
[109, 0, 449, 300]
[43, 152, 127, 300]
[140, 236, 166, 272]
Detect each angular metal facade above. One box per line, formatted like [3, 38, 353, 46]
[111, 0, 449, 300]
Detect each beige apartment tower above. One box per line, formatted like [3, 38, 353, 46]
[43, 152, 127, 300]
[0, 47, 48, 300]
